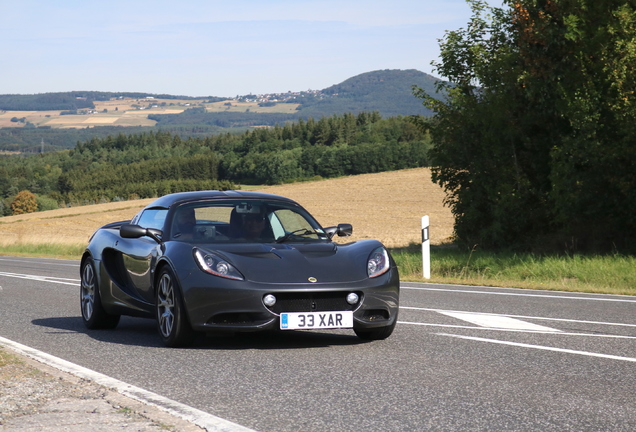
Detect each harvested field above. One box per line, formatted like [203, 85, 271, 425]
[0, 168, 453, 249]
[0, 97, 304, 130]
[260, 168, 454, 247]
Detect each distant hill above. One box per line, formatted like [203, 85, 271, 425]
[150, 70, 442, 128]
[0, 69, 440, 117]
[296, 69, 439, 118]
[0, 69, 442, 152]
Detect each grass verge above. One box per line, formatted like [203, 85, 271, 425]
[1, 243, 634, 296]
[391, 244, 636, 296]
[0, 243, 85, 260]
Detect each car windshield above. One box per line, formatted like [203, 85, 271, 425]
[170, 199, 327, 243]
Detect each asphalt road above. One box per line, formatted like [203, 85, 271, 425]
[1, 256, 635, 432]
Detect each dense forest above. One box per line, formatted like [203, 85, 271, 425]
[0, 125, 242, 153]
[418, 0, 636, 253]
[0, 112, 430, 215]
[148, 108, 300, 128]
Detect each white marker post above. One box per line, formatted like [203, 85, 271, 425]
[421, 215, 430, 279]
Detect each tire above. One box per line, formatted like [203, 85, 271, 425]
[156, 267, 195, 348]
[354, 320, 397, 341]
[80, 257, 120, 330]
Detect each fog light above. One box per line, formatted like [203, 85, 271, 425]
[346, 292, 359, 305]
[263, 294, 277, 307]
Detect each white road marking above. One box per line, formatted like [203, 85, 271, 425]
[401, 306, 636, 328]
[402, 285, 636, 303]
[0, 271, 79, 286]
[0, 335, 258, 432]
[0, 257, 79, 267]
[436, 310, 561, 332]
[397, 321, 636, 339]
[439, 333, 636, 363]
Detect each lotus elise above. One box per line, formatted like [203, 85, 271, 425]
[80, 191, 399, 347]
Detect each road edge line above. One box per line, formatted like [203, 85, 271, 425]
[0, 335, 257, 432]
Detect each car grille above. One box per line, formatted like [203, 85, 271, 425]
[266, 291, 360, 314]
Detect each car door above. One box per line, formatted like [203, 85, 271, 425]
[117, 208, 167, 304]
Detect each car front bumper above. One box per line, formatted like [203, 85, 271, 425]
[181, 269, 399, 333]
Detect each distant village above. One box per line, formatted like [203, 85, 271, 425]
[235, 89, 328, 104]
[63, 89, 334, 113]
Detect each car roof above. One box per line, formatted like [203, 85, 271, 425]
[144, 190, 298, 210]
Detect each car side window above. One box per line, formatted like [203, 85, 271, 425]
[137, 209, 168, 230]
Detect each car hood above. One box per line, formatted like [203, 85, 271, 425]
[210, 241, 380, 284]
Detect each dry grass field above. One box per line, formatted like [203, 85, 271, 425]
[0, 110, 57, 128]
[0, 168, 453, 250]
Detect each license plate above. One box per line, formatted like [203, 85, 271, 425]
[280, 311, 353, 330]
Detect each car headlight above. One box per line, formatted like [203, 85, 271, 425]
[367, 247, 390, 278]
[194, 248, 244, 280]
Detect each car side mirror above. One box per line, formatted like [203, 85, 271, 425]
[120, 224, 162, 243]
[324, 223, 353, 239]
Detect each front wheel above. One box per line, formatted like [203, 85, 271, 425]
[80, 257, 120, 329]
[156, 267, 195, 347]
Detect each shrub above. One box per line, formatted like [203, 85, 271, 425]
[36, 195, 59, 212]
[11, 190, 38, 215]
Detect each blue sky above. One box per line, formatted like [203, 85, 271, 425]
[1, 0, 498, 97]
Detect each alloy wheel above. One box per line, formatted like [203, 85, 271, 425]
[80, 262, 95, 320]
[157, 273, 175, 338]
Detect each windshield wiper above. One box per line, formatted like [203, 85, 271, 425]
[276, 229, 315, 243]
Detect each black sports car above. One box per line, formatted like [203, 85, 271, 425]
[80, 191, 399, 347]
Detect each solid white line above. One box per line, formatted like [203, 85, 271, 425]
[0, 271, 79, 286]
[398, 321, 636, 339]
[438, 333, 636, 363]
[0, 257, 79, 267]
[401, 306, 636, 328]
[402, 285, 636, 303]
[0, 336, 258, 432]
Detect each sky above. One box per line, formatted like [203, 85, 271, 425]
[0, 0, 497, 97]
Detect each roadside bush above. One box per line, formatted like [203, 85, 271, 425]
[11, 190, 38, 215]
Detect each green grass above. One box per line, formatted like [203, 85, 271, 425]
[1, 242, 634, 296]
[0, 243, 84, 260]
[390, 244, 636, 296]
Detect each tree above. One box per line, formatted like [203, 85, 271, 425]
[415, 0, 636, 252]
[11, 190, 38, 215]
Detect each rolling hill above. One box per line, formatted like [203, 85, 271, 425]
[0, 69, 442, 152]
[296, 69, 438, 118]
